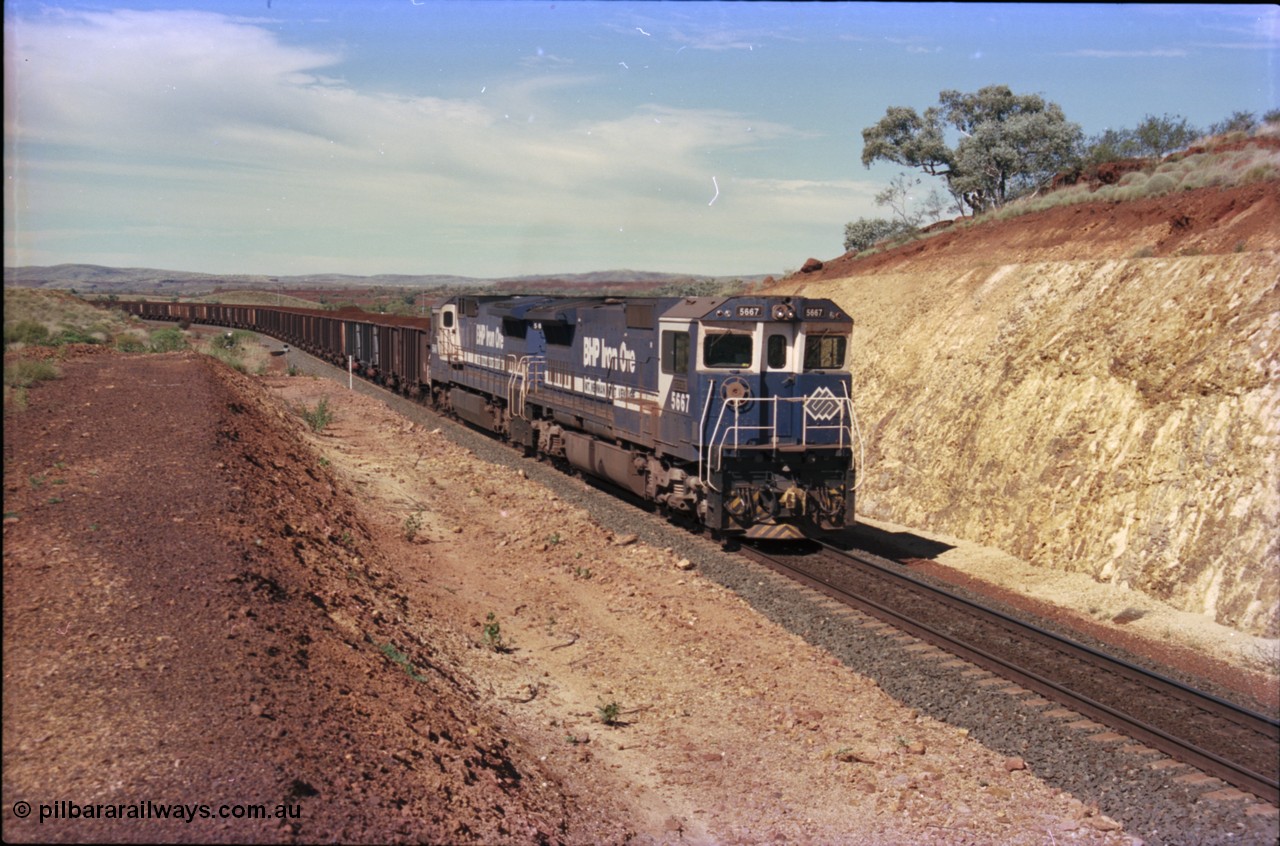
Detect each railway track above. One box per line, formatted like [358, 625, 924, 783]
[180, 325, 1279, 831]
[738, 540, 1280, 806]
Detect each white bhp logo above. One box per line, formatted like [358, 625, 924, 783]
[582, 337, 637, 373]
[805, 386, 841, 421]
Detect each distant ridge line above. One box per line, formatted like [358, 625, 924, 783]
[4, 263, 767, 295]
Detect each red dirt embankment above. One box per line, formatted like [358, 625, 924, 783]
[2, 353, 586, 843]
[4, 349, 1142, 844]
[804, 181, 1280, 279]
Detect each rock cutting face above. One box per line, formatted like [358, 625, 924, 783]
[789, 179, 1280, 638]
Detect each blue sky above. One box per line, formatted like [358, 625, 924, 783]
[4, 2, 1277, 279]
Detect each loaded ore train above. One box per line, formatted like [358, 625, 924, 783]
[117, 295, 860, 540]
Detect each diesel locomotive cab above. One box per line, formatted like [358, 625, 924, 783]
[663, 297, 856, 540]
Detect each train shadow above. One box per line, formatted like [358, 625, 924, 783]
[828, 522, 955, 562]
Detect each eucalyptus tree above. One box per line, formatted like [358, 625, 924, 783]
[861, 85, 1083, 215]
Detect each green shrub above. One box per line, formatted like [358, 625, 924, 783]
[114, 335, 147, 352]
[52, 328, 100, 346]
[5, 387, 29, 411]
[1114, 183, 1147, 202]
[207, 346, 245, 372]
[1178, 171, 1211, 191]
[149, 328, 187, 352]
[4, 358, 61, 410]
[1143, 173, 1177, 195]
[596, 701, 621, 726]
[4, 358, 60, 388]
[4, 288, 135, 350]
[4, 320, 50, 347]
[403, 511, 423, 541]
[300, 397, 333, 432]
[953, 139, 1279, 237]
[843, 216, 915, 253]
[482, 612, 506, 652]
[1241, 163, 1277, 184]
[214, 330, 254, 350]
[204, 330, 261, 373]
[379, 642, 430, 682]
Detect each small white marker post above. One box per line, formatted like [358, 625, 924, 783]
[348, 356, 353, 390]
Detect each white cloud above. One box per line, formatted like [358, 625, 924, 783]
[3, 8, 863, 275]
[8, 10, 343, 146]
[1062, 48, 1190, 59]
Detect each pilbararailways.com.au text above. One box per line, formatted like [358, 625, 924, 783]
[17, 799, 302, 824]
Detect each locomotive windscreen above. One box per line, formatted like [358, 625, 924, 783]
[703, 330, 754, 369]
[803, 332, 847, 370]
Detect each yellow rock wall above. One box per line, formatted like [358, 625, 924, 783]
[795, 252, 1279, 636]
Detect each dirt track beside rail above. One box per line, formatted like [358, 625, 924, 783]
[4, 349, 1150, 844]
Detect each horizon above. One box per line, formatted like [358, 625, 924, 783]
[5, 2, 1278, 279]
[4, 261, 766, 283]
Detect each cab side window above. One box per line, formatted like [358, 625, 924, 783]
[662, 330, 690, 374]
[803, 334, 847, 370]
[767, 334, 787, 369]
[702, 332, 753, 368]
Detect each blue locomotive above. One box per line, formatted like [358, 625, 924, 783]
[114, 293, 859, 540]
[430, 294, 858, 540]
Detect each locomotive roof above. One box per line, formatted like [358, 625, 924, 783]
[455, 293, 849, 325]
[661, 295, 850, 323]
[519, 297, 677, 324]
[483, 296, 561, 319]
[661, 297, 731, 319]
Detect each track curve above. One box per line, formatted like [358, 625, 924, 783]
[739, 540, 1279, 805]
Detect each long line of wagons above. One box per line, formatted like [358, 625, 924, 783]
[116, 295, 861, 541]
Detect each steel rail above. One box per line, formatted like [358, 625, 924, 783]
[739, 541, 1279, 806]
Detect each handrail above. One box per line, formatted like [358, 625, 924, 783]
[843, 380, 866, 491]
[436, 323, 464, 365]
[507, 355, 545, 420]
[698, 379, 718, 491]
[705, 394, 855, 476]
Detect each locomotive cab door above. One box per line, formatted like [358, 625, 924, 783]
[434, 304, 462, 366]
[764, 326, 795, 375]
[763, 324, 798, 443]
[657, 319, 695, 452]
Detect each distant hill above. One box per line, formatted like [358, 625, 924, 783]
[3, 264, 766, 297]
